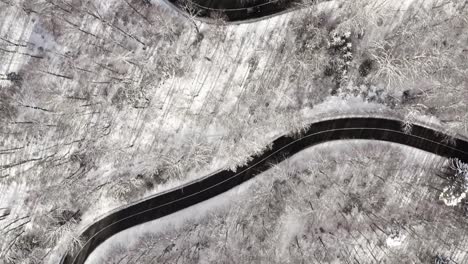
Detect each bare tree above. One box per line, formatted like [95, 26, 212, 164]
[449, 158, 468, 189]
[180, 0, 202, 36]
[439, 159, 468, 206]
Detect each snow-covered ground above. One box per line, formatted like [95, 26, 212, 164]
[1, 0, 467, 262]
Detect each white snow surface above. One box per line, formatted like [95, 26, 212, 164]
[386, 233, 406, 247]
[439, 187, 467, 207]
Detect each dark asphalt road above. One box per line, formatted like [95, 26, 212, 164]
[60, 117, 468, 264]
[162, 0, 301, 23]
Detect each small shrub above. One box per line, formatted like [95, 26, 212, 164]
[439, 159, 468, 206]
[401, 89, 423, 104]
[434, 254, 450, 264]
[323, 66, 334, 76]
[324, 31, 353, 93]
[462, 199, 468, 217]
[16, 232, 41, 254]
[449, 159, 468, 189]
[401, 121, 413, 135]
[329, 31, 351, 51]
[151, 170, 168, 185]
[6, 72, 23, 86]
[111, 86, 149, 109]
[136, 173, 155, 190]
[358, 59, 373, 77]
[51, 209, 82, 226]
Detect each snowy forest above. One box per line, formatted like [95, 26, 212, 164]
[0, 0, 468, 263]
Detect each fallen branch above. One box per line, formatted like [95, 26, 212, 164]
[37, 70, 73, 80]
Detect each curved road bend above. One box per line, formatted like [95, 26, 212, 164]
[161, 0, 302, 23]
[60, 117, 468, 264]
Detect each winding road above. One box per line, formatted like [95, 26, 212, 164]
[161, 0, 302, 23]
[60, 117, 468, 264]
